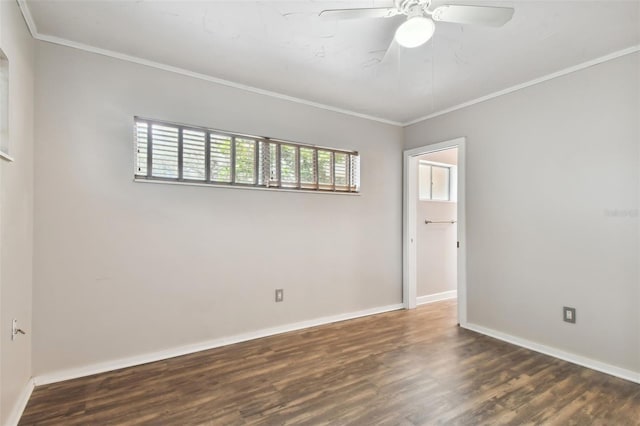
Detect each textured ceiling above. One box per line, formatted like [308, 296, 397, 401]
[25, 0, 640, 123]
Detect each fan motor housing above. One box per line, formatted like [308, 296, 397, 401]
[396, 0, 431, 15]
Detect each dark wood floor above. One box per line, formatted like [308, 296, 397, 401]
[20, 300, 640, 425]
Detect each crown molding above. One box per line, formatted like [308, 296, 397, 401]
[403, 44, 640, 126]
[15, 0, 402, 127]
[16, 0, 640, 129]
[16, 0, 37, 37]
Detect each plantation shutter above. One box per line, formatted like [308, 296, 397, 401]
[280, 144, 298, 188]
[234, 138, 257, 184]
[151, 124, 179, 178]
[258, 141, 268, 186]
[269, 143, 279, 186]
[134, 117, 359, 193]
[349, 154, 360, 192]
[317, 150, 332, 190]
[135, 121, 148, 176]
[210, 134, 232, 183]
[299, 147, 316, 189]
[334, 152, 348, 191]
[182, 129, 206, 180]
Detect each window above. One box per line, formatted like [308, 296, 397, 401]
[134, 117, 360, 193]
[419, 161, 454, 201]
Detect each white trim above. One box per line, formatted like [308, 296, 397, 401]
[5, 378, 35, 426]
[464, 323, 640, 384]
[134, 178, 360, 196]
[403, 138, 467, 326]
[35, 33, 401, 126]
[418, 159, 455, 168]
[34, 303, 403, 386]
[16, 0, 37, 37]
[402, 151, 418, 309]
[403, 45, 640, 126]
[15, 2, 400, 127]
[0, 150, 15, 162]
[403, 139, 464, 159]
[18, 1, 640, 128]
[416, 290, 457, 306]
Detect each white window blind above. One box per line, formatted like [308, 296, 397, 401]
[299, 147, 316, 189]
[182, 129, 206, 180]
[135, 121, 148, 176]
[151, 124, 179, 179]
[210, 133, 232, 183]
[317, 150, 332, 190]
[234, 138, 257, 184]
[280, 144, 297, 188]
[134, 117, 360, 193]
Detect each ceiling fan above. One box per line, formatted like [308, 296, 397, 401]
[319, 0, 514, 49]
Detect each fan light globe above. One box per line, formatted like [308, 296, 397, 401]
[395, 16, 435, 48]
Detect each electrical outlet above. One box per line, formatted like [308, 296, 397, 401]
[563, 307, 576, 324]
[275, 289, 284, 302]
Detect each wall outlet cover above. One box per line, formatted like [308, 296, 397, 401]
[563, 306, 576, 324]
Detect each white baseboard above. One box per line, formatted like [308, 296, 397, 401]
[6, 378, 35, 426]
[417, 290, 457, 306]
[463, 323, 640, 384]
[34, 303, 404, 386]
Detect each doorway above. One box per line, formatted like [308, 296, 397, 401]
[403, 138, 467, 326]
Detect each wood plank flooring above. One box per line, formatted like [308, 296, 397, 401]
[20, 300, 640, 425]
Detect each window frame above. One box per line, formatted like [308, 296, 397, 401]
[418, 160, 454, 202]
[133, 117, 360, 194]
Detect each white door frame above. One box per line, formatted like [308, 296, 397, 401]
[402, 137, 467, 326]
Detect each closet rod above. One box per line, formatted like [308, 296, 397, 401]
[425, 220, 456, 224]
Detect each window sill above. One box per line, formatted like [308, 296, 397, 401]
[133, 178, 361, 196]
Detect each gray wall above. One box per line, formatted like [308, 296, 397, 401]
[0, 1, 35, 423]
[33, 42, 403, 376]
[405, 53, 640, 372]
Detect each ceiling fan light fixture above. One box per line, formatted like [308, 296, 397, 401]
[394, 16, 435, 48]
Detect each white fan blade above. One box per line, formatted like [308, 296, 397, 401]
[319, 7, 398, 20]
[431, 5, 514, 27]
